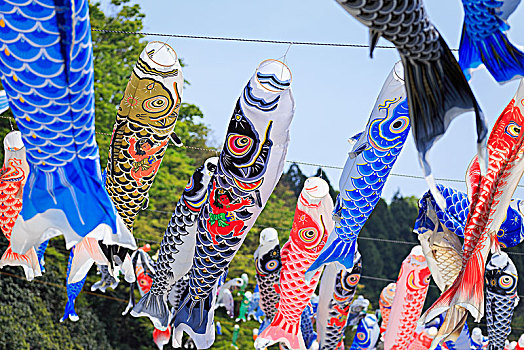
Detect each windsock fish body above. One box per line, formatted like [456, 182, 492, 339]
[407, 326, 438, 350]
[471, 327, 488, 350]
[485, 252, 519, 350]
[422, 79, 524, 344]
[215, 277, 243, 318]
[317, 254, 362, 350]
[255, 227, 282, 331]
[91, 264, 119, 293]
[301, 304, 317, 349]
[335, 0, 488, 181]
[256, 178, 335, 350]
[307, 62, 409, 276]
[105, 41, 183, 228]
[0, 131, 40, 280]
[349, 314, 380, 350]
[168, 274, 189, 311]
[416, 184, 524, 248]
[172, 59, 295, 348]
[61, 248, 87, 322]
[236, 290, 253, 322]
[131, 157, 218, 328]
[378, 283, 396, 337]
[384, 246, 431, 350]
[247, 284, 263, 322]
[347, 296, 369, 327]
[415, 194, 463, 292]
[0, 0, 136, 254]
[460, 0, 524, 83]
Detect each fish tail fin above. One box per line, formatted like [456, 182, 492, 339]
[171, 292, 216, 349]
[255, 312, 305, 350]
[0, 244, 42, 281]
[459, 22, 524, 83]
[68, 237, 109, 284]
[60, 298, 79, 322]
[305, 236, 355, 282]
[423, 251, 485, 326]
[402, 35, 488, 180]
[11, 160, 136, 254]
[130, 291, 171, 330]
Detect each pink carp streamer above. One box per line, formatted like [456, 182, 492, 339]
[384, 246, 431, 350]
[0, 131, 40, 280]
[255, 177, 334, 350]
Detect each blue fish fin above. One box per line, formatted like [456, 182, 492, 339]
[172, 288, 217, 349]
[460, 21, 524, 83]
[458, 25, 483, 81]
[36, 240, 49, 272]
[305, 236, 356, 282]
[60, 297, 79, 322]
[11, 159, 136, 254]
[348, 132, 364, 144]
[131, 291, 171, 330]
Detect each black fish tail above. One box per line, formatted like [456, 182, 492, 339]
[402, 35, 488, 181]
[130, 291, 171, 330]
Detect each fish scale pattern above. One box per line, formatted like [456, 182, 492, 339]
[417, 184, 524, 248]
[321, 257, 362, 350]
[485, 292, 516, 350]
[0, 0, 97, 170]
[306, 63, 409, 276]
[104, 41, 184, 230]
[131, 158, 217, 329]
[0, 0, 135, 251]
[485, 252, 519, 350]
[255, 235, 282, 328]
[379, 283, 395, 336]
[385, 247, 431, 350]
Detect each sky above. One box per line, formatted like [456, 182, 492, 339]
[100, 0, 524, 201]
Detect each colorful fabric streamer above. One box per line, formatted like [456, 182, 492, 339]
[256, 177, 334, 350]
[123, 246, 155, 315]
[378, 283, 396, 338]
[415, 193, 463, 292]
[236, 290, 252, 322]
[347, 296, 369, 327]
[0, 131, 40, 280]
[335, 0, 488, 182]
[306, 61, 409, 276]
[471, 327, 488, 350]
[407, 326, 438, 350]
[131, 157, 218, 328]
[422, 79, 524, 345]
[485, 252, 519, 349]
[153, 326, 171, 350]
[247, 284, 263, 322]
[215, 277, 244, 318]
[349, 314, 380, 350]
[172, 59, 295, 349]
[61, 247, 87, 322]
[416, 184, 524, 248]
[0, 89, 8, 113]
[0, 0, 135, 255]
[384, 246, 431, 350]
[459, 0, 524, 82]
[300, 304, 317, 350]
[254, 227, 282, 331]
[91, 264, 119, 293]
[317, 252, 362, 350]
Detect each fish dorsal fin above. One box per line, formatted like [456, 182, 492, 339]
[369, 29, 382, 58]
[349, 143, 368, 159]
[348, 132, 363, 145]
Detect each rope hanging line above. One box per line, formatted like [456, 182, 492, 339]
[90, 28, 460, 52]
